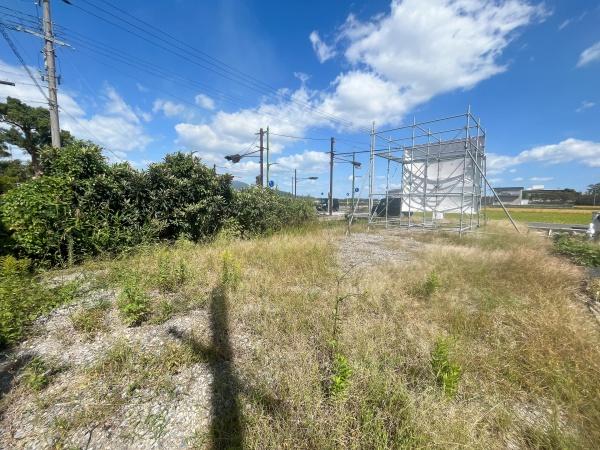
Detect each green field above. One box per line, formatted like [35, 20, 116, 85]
[484, 207, 596, 225]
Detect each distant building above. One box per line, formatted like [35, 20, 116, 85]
[493, 187, 525, 205]
[490, 187, 580, 206]
[522, 188, 578, 205]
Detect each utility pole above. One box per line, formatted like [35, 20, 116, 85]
[294, 169, 297, 198]
[351, 152, 356, 211]
[42, 0, 61, 148]
[266, 126, 270, 187]
[258, 128, 264, 186]
[329, 137, 334, 216]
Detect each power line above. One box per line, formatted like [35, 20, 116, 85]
[269, 132, 331, 141]
[0, 21, 49, 101]
[68, 0, 369, 132]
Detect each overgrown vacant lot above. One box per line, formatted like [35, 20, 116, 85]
[1, 223, 599, 448]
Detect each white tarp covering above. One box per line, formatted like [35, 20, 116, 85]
[397, 138, 484, 214]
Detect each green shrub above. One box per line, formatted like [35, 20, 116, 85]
[431, 337, 461, 398]
[412, 270, 440, 299]
[0, 176, 73, 262]
[1, 146, 314, 267]
[0, 256, 78, 348]
[145, 153, 233, 241]
[330, 353, 352, 397]
[553, 235, 600, 267]
[117, 278, 150, 326]
[230, 187, 315, 236]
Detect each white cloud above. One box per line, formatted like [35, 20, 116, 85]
[309, 31, 336, 63]
[577, 41, 600, 67]
[274, 150, 329, 173]
[488, 138, 600, 174]
[513, 177, 524, 181]
[175, 0, 544, 166]
[175, 85, 324, 160]
[194, 93, 215, 110]
[335, 0, 546, 115]
[576, 100, 595, 112]
[152, 99, 191, 119]
[0, 59, 151, 157]
[558, 11, 587, 31]
[530, 176, 553, 181]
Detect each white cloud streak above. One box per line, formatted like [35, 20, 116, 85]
[309, 31, 336, 63]
[577, 41, 600, 67]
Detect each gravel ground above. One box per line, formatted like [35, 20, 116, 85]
[0, 283, 253, 449]
[337, 230, 422, 269]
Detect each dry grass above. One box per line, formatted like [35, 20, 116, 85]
[3, 222, 600, 448]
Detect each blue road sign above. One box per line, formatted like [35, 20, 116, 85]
[269, 180, 275, 188]
[354, 187, 359, 192]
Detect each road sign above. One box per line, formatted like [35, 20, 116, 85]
[354, 187, 359, 192]
[269, 180, 275, 188]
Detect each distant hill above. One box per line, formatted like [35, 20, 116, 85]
[231, 180, 250, 190]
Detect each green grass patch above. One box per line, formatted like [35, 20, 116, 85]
[0, 256, 80, 348]
[485, 208, 593, 225]
[553, 235, 600, 267]
[70, 302, 110, 336]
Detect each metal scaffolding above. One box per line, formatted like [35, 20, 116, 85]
[365, 107, 518, 233]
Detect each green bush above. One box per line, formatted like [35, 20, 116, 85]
[1, 145, 315, 266]
[230, 187, 315, 236]
[1, 176, 73, 262]
[0, 255, 78, 348]
[145, 153, 233, 241]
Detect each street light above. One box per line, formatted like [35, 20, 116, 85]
[293, 169, 318, 197]
[334, 152, 362, 211]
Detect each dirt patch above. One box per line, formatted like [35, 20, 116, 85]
[337, 230, 422, 269]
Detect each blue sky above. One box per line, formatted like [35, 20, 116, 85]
[0, 0, 599, 197]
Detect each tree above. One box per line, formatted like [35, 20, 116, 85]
[587, 183, 600, 206]
[0, 160, 32, 194]
[0, 97, 72, 175]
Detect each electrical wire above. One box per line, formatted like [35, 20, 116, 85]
[0, 21, 49, 102]
[69, 0, 370, 132]
[269, 132, 330, 141]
